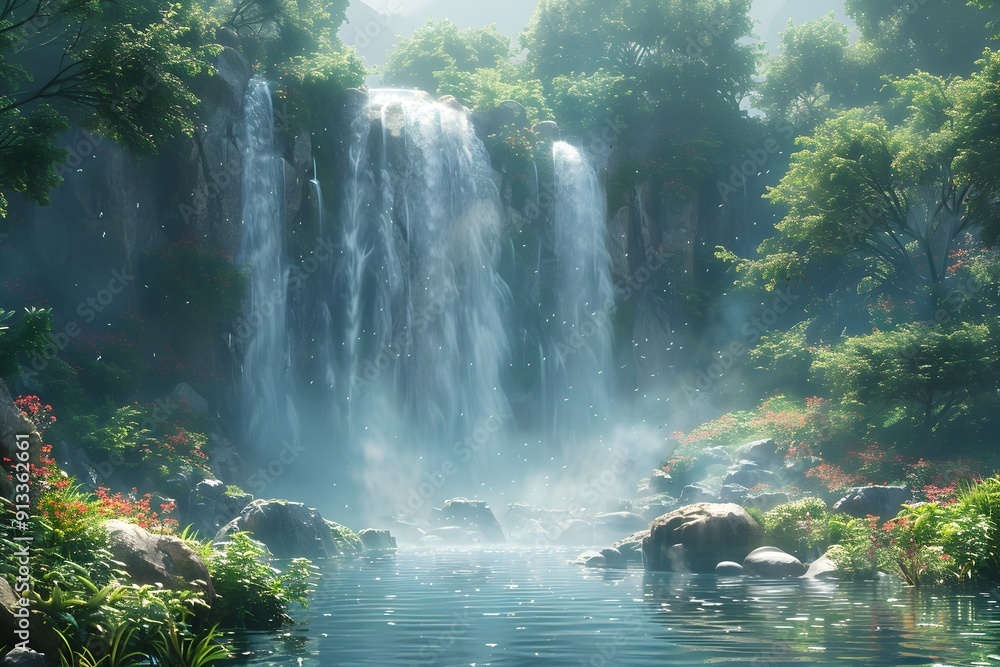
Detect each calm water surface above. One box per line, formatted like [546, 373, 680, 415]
[229, 547, 1000, 666]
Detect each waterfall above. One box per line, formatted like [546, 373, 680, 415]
[333, 90, 511, 491]
[238, 78, 298, 456]
[545, 141, 614, 445]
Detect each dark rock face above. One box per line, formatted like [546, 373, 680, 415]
[613, 530, 648, 563]
[216, 500, 362, 558]
[105, 520, 215, 602]
[600, 548, 628, 569]
[833, 486, 911, 519]
[439, 498, 505, 543]
[742, 546, 807, 578]
[648, 469, 674, 494]
[0, 579, 21, 654]
[642, 503, 763, 572]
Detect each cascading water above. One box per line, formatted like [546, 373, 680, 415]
[238, 78, 298, 456]
[544, 141, 615, 447]
[331, 90, 511, 507]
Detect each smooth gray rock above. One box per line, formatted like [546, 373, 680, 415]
[743, 546, 807, 578]
[802, 555, 839, 580]
[105, 520, 214, 601]
[715, 561, 745, 575]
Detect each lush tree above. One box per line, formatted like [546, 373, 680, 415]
[722, 73, 976, 325]
[845, 0, 1000, 77]
[755, 14, 881, 129]
[813, 321, 1000, 445]
[380, 20, 512, 94]
[956, 49, 1000, 245]
[520, 0, 759, 125]
[0, 307, 52, 379]
[0, 0, 221, 216]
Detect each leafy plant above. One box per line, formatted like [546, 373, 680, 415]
[759, 498, 831, 560]
[206, 532, 317, 629]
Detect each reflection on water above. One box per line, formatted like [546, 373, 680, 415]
[228, 548, 1000, 666]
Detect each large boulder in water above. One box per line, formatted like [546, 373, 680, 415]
[642, 503, 762, 572]
[105, 520, 214, 602]
[833, 486, 911, 519]
[216, 499, 362, 558]
[439, 498, 505, 543]
[742, 546, 807, 578]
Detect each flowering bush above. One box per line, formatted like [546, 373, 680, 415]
[672, 396, 840, 458]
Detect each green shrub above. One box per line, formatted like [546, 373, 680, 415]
[759, 498, 831, 560]
[206, 532, 317, 629]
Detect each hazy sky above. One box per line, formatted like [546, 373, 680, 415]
[341, 0, 852, 67]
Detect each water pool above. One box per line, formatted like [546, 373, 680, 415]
[228, 547, 1000, 666]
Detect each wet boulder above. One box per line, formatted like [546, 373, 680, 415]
[1, 648, 48, 667]
[642, 503, 762, 572]
[678, 483, 717, 504]
[743, 546, 807, 578]
[833, 486, 911, 519]
[648, 469, 674, 494]
[439, 498, 505, 543]
[216, 499, 362, 558]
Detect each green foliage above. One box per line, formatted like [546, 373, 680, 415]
[957, 49, 1000, 245]
[381, 20, 512, 95]
[548, 69, 633, 131]
[144, 240, 246, 329]
[0, 0, 222, 214]
[436, 62, 552, 123]
[206, 532, 316, 629]
[813, 321, 1000, 444]
[845, 0, 1000, 77]
[759, 498, 831, 560]
[755, 14, 881, 129]
[746, 321, 816, 397]
[81, 402, 212, 482]
[0, 307, 52, 379]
